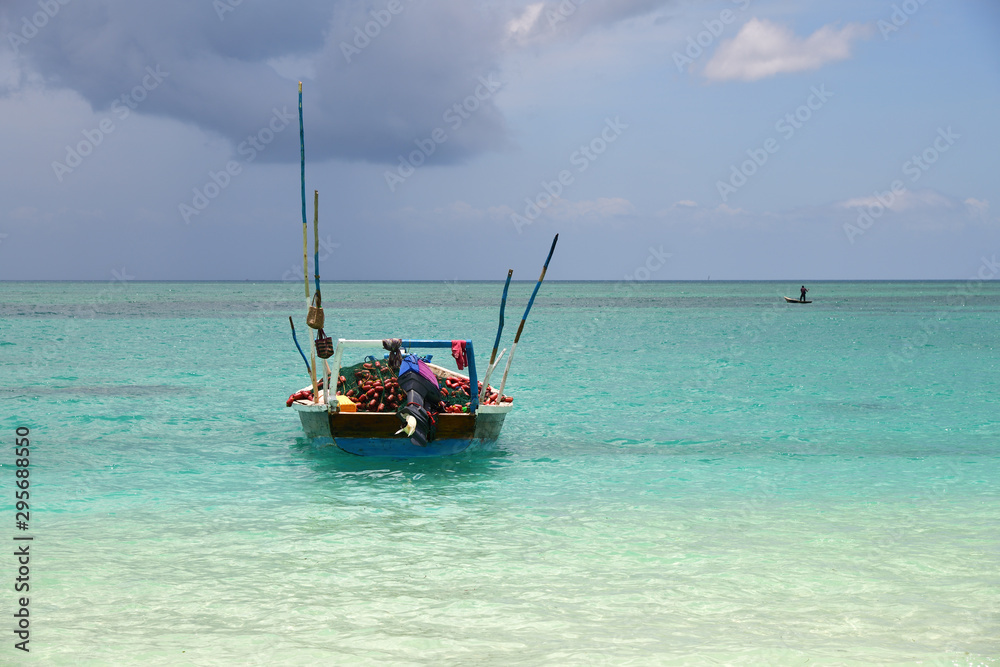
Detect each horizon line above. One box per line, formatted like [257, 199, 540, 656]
[0, 279, 993, 284]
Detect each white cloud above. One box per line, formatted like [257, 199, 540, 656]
[504, 0, 672, 46]
[433, 200, 484, 222]
[545, 197, 636, 221]
[266, 55, 317, 82]
[507, 3, 545, 41]
[839, 188, 954, 213]
[703, 18, 870, 82]
[653, 199, 762, 231]
[964, 198, 990, 220]
[392, 197, 636, 228]
[714, 203, 747, 215]
[9, 206, 39, 221]
[654, 200, 700, 217]
[426, 200, 517, 225]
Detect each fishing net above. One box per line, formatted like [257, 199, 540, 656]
[333, 356, 508, 413]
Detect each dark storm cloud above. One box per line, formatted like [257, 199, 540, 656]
[2, 0, 670, 165]
[311, 0, 510, 164]
[2, 0, 509, 164]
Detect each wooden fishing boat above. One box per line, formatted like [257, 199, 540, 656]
[290, 339, 513, 457]
[783, 296, 812, 304]
[283, 83, 553, 458]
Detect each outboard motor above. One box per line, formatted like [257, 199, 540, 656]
[396, 354, 441, 447]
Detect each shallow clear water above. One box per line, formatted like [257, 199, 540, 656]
[1, 281, 998, 665]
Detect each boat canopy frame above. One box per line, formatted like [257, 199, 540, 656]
[329, 339, 479, 413]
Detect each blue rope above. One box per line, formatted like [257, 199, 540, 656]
[289, 317, 310, 372]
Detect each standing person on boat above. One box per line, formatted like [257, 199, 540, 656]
[800, 285, 809, 302]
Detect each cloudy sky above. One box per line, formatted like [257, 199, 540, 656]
[1, 0, 998, 280]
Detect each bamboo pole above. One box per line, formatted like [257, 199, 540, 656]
[299, 82, 319, 402]
[300, 82, 308, 299]
[309, 341, 319, 403]
[324, 359, 333, 407]
[479, 348, 506, 405]
[313, 190, 320, 296]
[497, 234, 558, 399]
[313, 189, 326, 405]
[480, 269, 512, 405]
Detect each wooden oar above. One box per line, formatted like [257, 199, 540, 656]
[497, 234, 558, 399]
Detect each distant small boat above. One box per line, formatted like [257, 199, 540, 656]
[783, 296, 812, 304]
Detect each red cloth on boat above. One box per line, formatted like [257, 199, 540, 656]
[451, 340, 467, 370]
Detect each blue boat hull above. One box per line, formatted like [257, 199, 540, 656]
[293, 402, 511, 458]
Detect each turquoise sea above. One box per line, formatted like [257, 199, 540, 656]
[1, 280, 998, 665]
